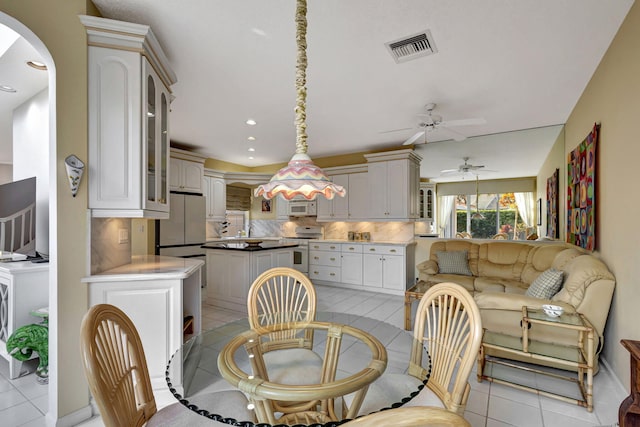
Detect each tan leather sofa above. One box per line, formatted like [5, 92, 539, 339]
[417, 239, 615, 372]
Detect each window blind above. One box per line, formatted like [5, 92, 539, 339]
[226, 186, 251, 211]
[436, 177, 536, 196]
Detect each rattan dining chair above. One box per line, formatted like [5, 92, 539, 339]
[247, 267, 323, 413]
[352, 282, 482, 416]
[80, 304, 254, 426]
[341, 406, 471, 426]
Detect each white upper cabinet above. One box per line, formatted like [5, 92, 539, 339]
[170, 148, 206, 194]
[419, 183, 436, 223]
[81, 16, 177, 219]
[316, 166, 368, 222]
[203, 170, 226, 222]
[364, 149, 422, 221]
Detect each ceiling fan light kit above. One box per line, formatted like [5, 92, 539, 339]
[255, 0, 346, 201]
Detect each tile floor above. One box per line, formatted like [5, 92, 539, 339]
[0, 283, 625, 426]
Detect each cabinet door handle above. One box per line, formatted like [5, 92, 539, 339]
[314, 256, 319, 260]
[330, 273, 336, 276]
[330, 257, 336, 261]
[313, 271, 319, 274]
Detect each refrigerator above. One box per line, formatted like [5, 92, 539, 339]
[156, 193, 207, 288]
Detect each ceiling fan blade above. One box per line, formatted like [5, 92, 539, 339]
[402, 131, 425, 145]
[468, 165, 485, 170]
[379, 127, 414, 134]
[439, 118, 487, 127]
[440, 169, 460, 175]
[436, 125, 467, 142]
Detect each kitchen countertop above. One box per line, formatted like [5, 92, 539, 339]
[81, 255, 204, 282]
[202, 241, 299, 252]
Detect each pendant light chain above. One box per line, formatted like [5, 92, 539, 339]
[295, 0, 308, 155]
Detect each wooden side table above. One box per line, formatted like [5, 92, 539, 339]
[404, 280, 438, 330]
[620, 339, 640, 427]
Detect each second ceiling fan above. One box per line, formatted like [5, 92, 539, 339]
[402, 103, 486, 145]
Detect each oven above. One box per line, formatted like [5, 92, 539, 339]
[283, 226, 324, 275]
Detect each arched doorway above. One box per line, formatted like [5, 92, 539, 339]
[0, 11, 57, 423]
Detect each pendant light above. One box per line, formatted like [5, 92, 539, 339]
[471, 175, 485, 220]
[254, 0, 346, 201]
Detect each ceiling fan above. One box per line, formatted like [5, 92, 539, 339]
[440, 157, 493, 177]
[401, 103, 486, 145]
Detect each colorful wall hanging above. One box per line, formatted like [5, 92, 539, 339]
[567, 123, 599, 251]
[546, 169, 559, 238]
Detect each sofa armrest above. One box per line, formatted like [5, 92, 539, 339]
[417, 259, 438, 275]
[474, 292, 576, 313]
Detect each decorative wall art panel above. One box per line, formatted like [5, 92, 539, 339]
[567, 123, 599, 251]
[546, 169, 559, 238]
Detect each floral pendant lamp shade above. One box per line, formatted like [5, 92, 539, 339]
[254, 0, 346, 201]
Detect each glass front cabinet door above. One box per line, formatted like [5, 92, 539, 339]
[419, 183, 436, 223]
[144, 62, 170, 213]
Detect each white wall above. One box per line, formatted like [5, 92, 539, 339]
[13, 88, 49, 255]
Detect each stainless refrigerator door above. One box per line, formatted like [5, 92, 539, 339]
[184, 194, 206, 244]
[159, 193, 186, 246]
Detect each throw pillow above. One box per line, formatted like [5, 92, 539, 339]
[436, 251, 473, 276]
[525, 268, 564, 299]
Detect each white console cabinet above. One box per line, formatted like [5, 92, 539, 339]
[81, 16, 177, 219]
[0, 262, 49, 379]
[84, 256, 203, 392]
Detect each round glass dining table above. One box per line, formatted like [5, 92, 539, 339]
[165, 312, 430, 427]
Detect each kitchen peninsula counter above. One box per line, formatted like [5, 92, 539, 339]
[82, 255, 203, 393]
[202, 241, 298, 251]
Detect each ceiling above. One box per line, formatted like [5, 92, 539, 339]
[0, 25, 48, 164]
[1, 1, 634, 182]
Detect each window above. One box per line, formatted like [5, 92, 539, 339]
[451, 192, 535, 239]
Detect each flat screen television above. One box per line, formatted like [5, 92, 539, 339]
[0, 176, 37, 255]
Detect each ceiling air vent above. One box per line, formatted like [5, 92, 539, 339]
[385, 30, 438, 63]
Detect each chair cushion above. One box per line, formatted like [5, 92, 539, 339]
[436, 251, 472, 276]
[525, 268, 564, 299]
[148, 390, 255, 426]
[263, 348, 323, 384]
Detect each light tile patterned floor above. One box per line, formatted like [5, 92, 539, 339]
[0, 284, 625, 426]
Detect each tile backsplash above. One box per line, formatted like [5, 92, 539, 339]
[91, 217, 132, 274]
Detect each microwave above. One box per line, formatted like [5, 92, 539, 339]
[288, 200, 317, 216]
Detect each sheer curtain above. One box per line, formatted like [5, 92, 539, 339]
[437, 195, 456, 237]
[514, 192, 535, 227]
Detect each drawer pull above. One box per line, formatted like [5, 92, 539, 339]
[330, 257, 336, 261]
[314, 271, 319, 274]
[369, 248, 376, 252]
[348, 247, 355, 250]
[330, 246, 336, 249]
[314, 256, 319, 260]
[390, 249, 397, 253]
[330, 273, 336, 276]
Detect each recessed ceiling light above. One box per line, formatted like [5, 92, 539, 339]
[248, 156, 254, 160]
[246, 119, 257, 126]
[147, 111, 155, 117]
[26, 60, 47, 70]
[247, 136, 256, 141]
[0, 85, 16, 93]
[248, 148, 255, 152]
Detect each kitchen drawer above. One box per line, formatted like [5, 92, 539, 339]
[341, 243, 363, 253]
[309, 242, 340, 252]
[362, 244, 406, 256]
[309, 251, 341, 267]
[308, 265, 341, 282]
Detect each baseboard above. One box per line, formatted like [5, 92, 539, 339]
[48, 404, 93, 427]
[600, 355, 628, 397]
